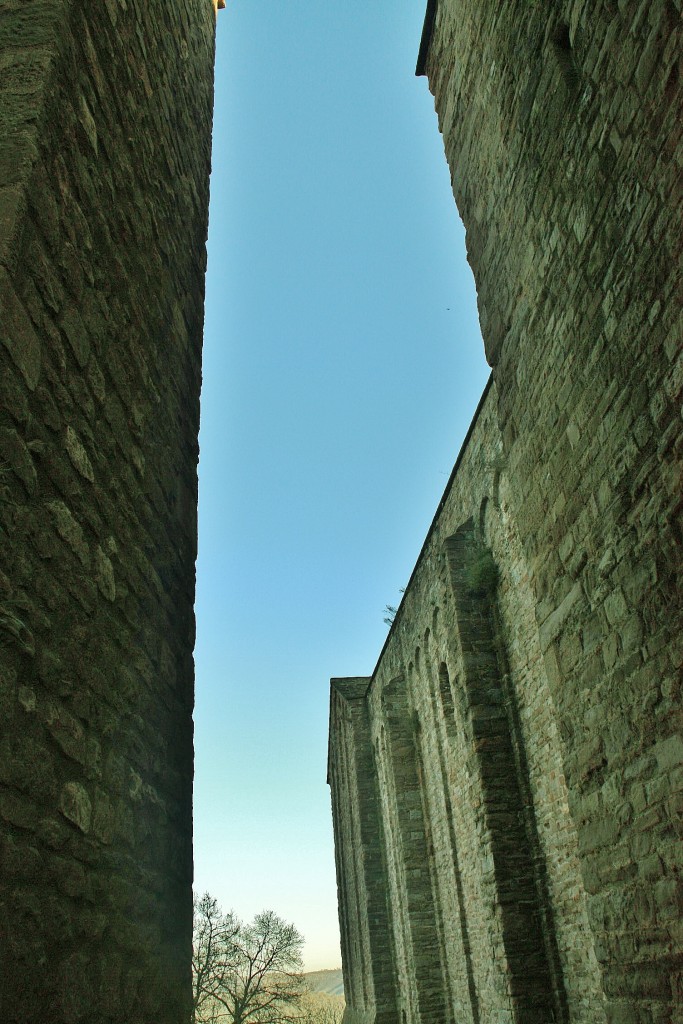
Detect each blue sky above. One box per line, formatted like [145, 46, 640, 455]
[193, 1, 489, 971]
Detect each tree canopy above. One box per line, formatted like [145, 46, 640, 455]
[192, 894, 306, 1024]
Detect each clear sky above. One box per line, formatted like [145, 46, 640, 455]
[194, 0, 489, 972]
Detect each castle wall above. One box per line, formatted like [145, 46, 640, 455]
[330, 387, 606, 1023]
[424, 0, 681, 1020]
[330, 6, 681, 1017]
[0, 1, 216, 1019]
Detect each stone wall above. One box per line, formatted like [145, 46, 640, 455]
[329, 1, 682, 1022]
[0, 1, 217, 1020]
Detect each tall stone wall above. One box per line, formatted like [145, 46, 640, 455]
[330, 387, 608, 1023]
[0, 1, 217, 1020]
[329, 1, 682, 1022]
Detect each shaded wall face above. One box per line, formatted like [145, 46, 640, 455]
[0, 1, 216, 1020]
[424, 0, 681, 1021]
[328, 679, 399, 1024]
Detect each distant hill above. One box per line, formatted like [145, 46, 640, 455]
[304, 968, 344, 997]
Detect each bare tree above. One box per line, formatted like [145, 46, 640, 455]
[193, 896, 306, 1024]
[192, 893, 240, 1024]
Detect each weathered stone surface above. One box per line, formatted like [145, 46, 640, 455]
[59, 781, 92, 833]
[330, 1, 681, 1022]
[0, 1, 217, 1020]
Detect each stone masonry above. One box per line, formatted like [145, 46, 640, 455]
[0, 1, 218, 1020]
[329, 2, 682, 1023]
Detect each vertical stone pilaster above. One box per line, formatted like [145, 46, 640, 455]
[328, 679, 399, 1024]
[446, 522, 568, 1023]
[376, 674, 450, 1024]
